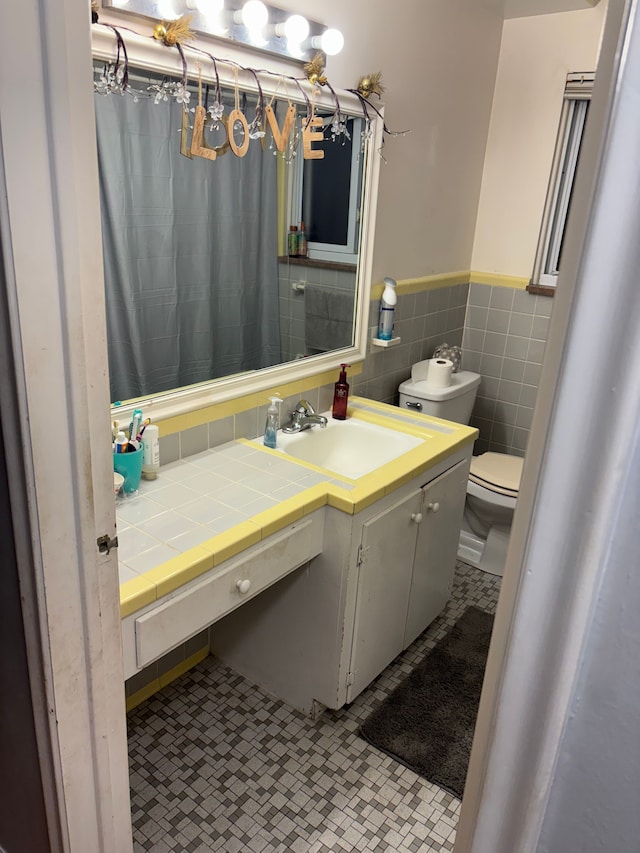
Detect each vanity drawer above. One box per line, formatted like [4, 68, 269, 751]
[134, 515, 322, 669]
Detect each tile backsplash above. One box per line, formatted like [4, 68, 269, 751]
[158, 280, 552, 468]
[352, 283, 469, 404]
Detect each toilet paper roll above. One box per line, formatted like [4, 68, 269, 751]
[426, 357, 454, 388]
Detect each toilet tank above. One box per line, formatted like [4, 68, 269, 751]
[398, 371, 481, 425]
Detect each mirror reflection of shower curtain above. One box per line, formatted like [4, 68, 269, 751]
[94, 93, 281, 402]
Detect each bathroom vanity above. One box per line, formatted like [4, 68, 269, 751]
[118, 398, 477, 715]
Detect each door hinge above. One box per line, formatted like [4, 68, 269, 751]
[356, 545, 368, 567]
[346, 671, 355, 686]
[97, 533, 118, 555]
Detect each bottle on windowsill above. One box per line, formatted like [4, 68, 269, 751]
[288, 225, 298, 257]
[297, 221, 308, 258]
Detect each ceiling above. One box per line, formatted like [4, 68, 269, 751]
[481, 0, 601, 17]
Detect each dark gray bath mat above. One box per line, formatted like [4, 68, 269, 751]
[358, 606, 494, 799]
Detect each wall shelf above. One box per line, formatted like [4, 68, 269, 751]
[371, 336, 402, 348]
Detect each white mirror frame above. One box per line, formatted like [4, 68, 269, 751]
[92, 27, 383, 424]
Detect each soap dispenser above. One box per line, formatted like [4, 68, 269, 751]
[263, 397, 281, 448]
[332, 364, 351, 420]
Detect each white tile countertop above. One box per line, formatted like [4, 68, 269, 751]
[116, 398, 477, 619]
[117, 441, 343, 586]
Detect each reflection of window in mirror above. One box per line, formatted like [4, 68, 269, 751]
[290, 115, 364, 265]
[532, 73, 593, 291]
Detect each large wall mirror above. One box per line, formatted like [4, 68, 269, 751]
[91, 27, 382, 420]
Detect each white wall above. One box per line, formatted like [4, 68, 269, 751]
[271, 0, 504, 281]
[471, 2, 607, 278]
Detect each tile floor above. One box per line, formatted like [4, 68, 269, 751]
[128, 562, 501, 852]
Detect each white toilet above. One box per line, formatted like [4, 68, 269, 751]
[398, 369, 523, 576]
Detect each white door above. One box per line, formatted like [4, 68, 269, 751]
[347, 490, 422, 702]
[404, 459, 470, 649]
[0, 3, 132, 849]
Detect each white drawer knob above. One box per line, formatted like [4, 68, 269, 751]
[428, 501, 440, 513]
[235, 578, 251, 594]
[411, 512, 423, 524]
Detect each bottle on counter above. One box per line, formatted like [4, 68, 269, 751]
[297, 221, 308, 257]
[263, 396, 281, 449]
[332, 363, 351, 420]
[378, 276, 397, 341]
[288, 225, 298, 257]
[142, 423, 160, 480]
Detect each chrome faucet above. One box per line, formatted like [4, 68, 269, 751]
[282, 400, 328, 433]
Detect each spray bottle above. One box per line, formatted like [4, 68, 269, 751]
[377, 276, 397, 341]
[263, 397, 282, 448]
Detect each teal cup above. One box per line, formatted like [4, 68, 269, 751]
[113, 446, 144, 493]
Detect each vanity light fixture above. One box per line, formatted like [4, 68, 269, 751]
[274, 14, 310, 58]
[185, 0, 227, 33]
[156, 0, 180, 19]
[101, 0, 344, 62]
[311, 27, 344, 56]
[233, 0, 269, 45]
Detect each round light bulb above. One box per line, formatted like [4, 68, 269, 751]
[195, 0, 224, 13]
[284, 14, 309, 43]
[320, 28, 344, 56]
[241, 0, 268, 30]
[157, 0, 179, 19]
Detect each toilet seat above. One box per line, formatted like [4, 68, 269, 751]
[467, 478, 517, 510]
[468, 452, 523, 499]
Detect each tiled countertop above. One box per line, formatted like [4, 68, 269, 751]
[117, 398, 477, 619]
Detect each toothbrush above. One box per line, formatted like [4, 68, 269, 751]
[136, 418, 151, 441]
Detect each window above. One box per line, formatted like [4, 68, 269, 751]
[531, 73, 594, 291]
[291, 114, 364, 264]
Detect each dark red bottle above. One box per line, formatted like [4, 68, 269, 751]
[332, 363, 350, 420]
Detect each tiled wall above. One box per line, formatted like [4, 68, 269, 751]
[157, 380, 337, 467]
[157, 282, 469, 467]
[277, 262, 357, 362]
[462, 283, 552, 457]
[352, 283, 469, 404]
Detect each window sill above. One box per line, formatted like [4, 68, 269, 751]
[278, 256, 357, 273]
[527, 283, 555, 297]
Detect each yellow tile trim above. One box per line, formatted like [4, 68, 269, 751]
[125, 678, 161, 713]
[253, 497, 304, 539]
[371, 270, 470, 300]
[301, 483, 329, 515]
[120, 574, 157, 619]
[469, 271, 529, 290]
[125, 645, 209, 712]
[204, 520, 262, 567]
[158, 366, 362, 437]
[145, 547, 214, 600]
[158, 645, 210, 689]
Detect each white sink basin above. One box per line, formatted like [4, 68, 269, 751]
[263, 415, 424, 479]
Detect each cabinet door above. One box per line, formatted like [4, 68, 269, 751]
[403, 459, 470, 648]
[347, 490, 422, 703]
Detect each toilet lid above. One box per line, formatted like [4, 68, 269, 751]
[469, 452, 523, 497]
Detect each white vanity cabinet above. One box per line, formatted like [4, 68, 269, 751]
[347, 489, 422, 701]
[404, 458, 471, 648]
[209, 448, 472, 717]
[346, 459, 470, 702]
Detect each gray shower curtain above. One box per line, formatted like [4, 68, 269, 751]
[94, 91, 281, 402]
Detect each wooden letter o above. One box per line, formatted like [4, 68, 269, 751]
[228, 109, 250, 158]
